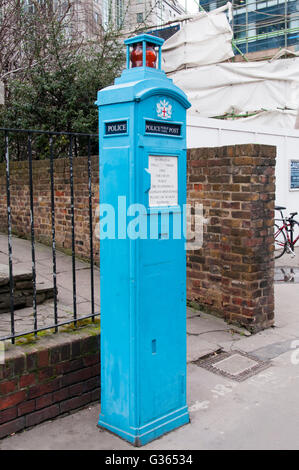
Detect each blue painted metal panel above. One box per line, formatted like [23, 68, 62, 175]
[96, 34, 191, 446]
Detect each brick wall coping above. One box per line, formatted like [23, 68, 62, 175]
[0, 325, 100, 439]
[1, 326, 99, 376]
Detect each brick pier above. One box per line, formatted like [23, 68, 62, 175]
[187, 144, 276, 333]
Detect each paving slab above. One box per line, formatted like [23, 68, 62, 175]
[56, 270, 100, 304]
[187, 335, 220, 363]
[187, 313, 229, 333]
[219, 328, 292, 354]
[37, 256, 92, 274]
[274, 282, 299, 329]
[187, 307, 201, 318]
[0, 263, 32, 283]
[0, 253, 9, 264]
[58, 301, 100, 316]
[250, 338, 299, 361]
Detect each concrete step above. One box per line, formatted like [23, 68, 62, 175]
[0, 264, 55, 313]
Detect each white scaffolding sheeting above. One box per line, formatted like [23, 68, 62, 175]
[168, 57, 299, 128]
[161, 4, 299, 129]
[162, 6, 234, 73]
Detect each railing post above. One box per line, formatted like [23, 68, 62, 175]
[5, 131, 15, 344]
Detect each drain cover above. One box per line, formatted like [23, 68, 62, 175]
[212, 354, 258, 376]
[196, 350, 271, 381]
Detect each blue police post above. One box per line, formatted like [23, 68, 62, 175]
[96, 34, 191, 446]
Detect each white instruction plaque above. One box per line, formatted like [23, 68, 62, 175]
[148, 155, 178, 207]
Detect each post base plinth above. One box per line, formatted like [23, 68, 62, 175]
[98, 406, 190, 447]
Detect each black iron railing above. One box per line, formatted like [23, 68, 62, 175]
[0, 128, 99, 343]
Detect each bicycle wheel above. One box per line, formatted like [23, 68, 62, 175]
[274, 223, 287, 259]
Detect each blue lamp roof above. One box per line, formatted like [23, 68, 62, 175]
[124, 34, 164, 47]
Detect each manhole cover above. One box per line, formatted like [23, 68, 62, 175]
[212, 354, 258, 376]
[195, 350, 271, 382]
[274, 267, 299, 283]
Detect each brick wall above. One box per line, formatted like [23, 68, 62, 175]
[187, 144, 276, 333]
[0, 329, 100, 439]
[0, 156, 100, 263]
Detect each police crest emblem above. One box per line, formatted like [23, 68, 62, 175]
[156, 99, 172, 120]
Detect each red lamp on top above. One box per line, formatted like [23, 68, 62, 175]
[130, 42, 157, 68]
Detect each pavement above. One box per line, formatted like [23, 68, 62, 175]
[0, 236, 299, 450]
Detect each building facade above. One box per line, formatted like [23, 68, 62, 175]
[65, 0, 185, 39]
[126, 0, 185, 30]
[200, 0, 299, 56]
[10, 0, 185, 43]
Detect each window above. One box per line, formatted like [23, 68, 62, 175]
[216, 0, 227, 8]
[23, 0, 35, 14]
[94, 12, 100, 24]
[102, 0, 111, 28]
[115, 0, 123, 28]
[137, 12, 143, 23]
[256, 19, 286, 35]
[235, 26, 247, 39]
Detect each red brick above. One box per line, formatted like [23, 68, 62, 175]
[25, 404, 59, 427]
[13, 356, 26, 376]
[83, 355, 99, 367]
[19, 373, 36, 389]
[38, 350, 49, 368]
[60, 344, 71, 361]
[61, 367, 95, 387]
[81, 336, 99, 354]
[28, 378, 61, 399]
[68, 383, 83, 397]
[18, 400, 36, 416]
[26, 351, 38, 371]
[0, 391, 27, 411]
[49, 347, 61, 365]
[38, 367, 56, 382]
[0, 417, 25, 439]
[53, 387, 69, 403]
[55, 358, 84, 375]
[0, 379, 17, 395]
[36, 393, 53, 410]
[83, 376, 100, 393]
[90, 388, 101, 402]
[60, 392, 91, 414]
[0, 407, 17, 425]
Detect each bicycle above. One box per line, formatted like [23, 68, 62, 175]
[274, 206, 299, 259]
